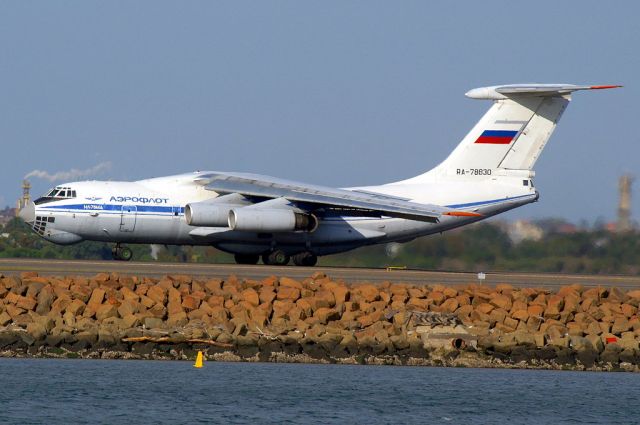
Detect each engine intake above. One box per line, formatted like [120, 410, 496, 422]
[228, 208, 318, 233]
[185, 203, 235, 227]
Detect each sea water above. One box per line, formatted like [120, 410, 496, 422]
[0, 358, 639, 424]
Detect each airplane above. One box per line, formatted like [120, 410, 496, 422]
[19, 83, 620, 266]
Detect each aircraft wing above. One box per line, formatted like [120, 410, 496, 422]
[196, 172, 475, 223]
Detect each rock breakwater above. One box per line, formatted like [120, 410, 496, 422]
[1, 271, 640, 371]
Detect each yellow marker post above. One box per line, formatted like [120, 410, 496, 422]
[385, 266, 407, 271]
[194, 351, 204, 368]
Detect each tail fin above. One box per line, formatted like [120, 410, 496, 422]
[410, 84, 620, 181]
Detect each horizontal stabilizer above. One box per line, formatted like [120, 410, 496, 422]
[466, 84, 622, 100]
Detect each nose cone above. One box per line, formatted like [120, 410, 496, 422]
[19, 201, 35, 224]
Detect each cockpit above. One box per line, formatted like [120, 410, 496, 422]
[34, 186, 78, 205]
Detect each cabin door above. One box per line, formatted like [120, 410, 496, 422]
[119, 205, 137, 232]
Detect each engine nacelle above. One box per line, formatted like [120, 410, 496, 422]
[185, 202, 235, 226]
[228, 208, 318, 233]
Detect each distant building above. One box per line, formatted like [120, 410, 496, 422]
[555, 222, 579, 234]
[532, 218, 578, 235]
[604, 222, 617, 233]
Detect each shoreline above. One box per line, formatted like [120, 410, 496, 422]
[1, 271, 639, 372]
[2, 344, 639, 373]
[2, 348, 640, 373]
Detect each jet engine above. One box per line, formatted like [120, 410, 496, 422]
[228, 208, 318, 233]
[185, 202, 235, 227]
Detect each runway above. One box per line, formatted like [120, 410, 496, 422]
[2, 258, 640, 289]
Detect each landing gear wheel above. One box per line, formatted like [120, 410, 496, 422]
[112, 244, 133, 261]
[262, 250, 290, 266]
[293, 252, 318, 267]
[234, 253, 260, 265]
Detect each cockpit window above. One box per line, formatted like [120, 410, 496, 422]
[34, 186, 78, 205]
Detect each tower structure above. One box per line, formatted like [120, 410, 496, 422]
[617, 174, 633, 232]
[15, 180, 31, 216]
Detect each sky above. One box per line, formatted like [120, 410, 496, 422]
[1, 1, 639, 222]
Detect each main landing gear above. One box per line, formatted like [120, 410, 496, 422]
[232, 250, 318, 266]
[292, 252, 318, 267]
[262, 250, 290, 266]
[112, 244, 133, 261]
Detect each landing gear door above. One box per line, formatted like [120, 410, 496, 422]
[120, 205, 137, 232]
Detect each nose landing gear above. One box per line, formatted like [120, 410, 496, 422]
[112, 244, 133, 261]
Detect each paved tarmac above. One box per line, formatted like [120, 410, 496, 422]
[2, 258, 640, 289]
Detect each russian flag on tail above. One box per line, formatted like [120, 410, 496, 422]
[474, 130, 518, 144]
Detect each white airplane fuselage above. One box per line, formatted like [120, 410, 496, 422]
[25, 171, 537, 256]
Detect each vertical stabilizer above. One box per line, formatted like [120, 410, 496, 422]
[401, 84, 620, 183]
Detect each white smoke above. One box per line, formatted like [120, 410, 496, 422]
[24, 161, 112, 182]
[150, 244, 163, 260]
[385, 242, 402, 258]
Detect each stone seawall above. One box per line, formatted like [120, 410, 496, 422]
[1, 271, 640, 371]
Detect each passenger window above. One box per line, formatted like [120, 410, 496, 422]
[522, 180, 529, 186]
[48, 217, 55, 223]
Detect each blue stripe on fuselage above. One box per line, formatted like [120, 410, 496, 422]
[39, 204, 184, 214]
[445, 193, 535, 209]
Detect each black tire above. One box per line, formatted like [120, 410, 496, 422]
[118, 247, 133, 261]
[303, 254, 318, 267]
[293, 252, 318, 267]
[263, 250, 290, 265]
[234, 253, 260, 265]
